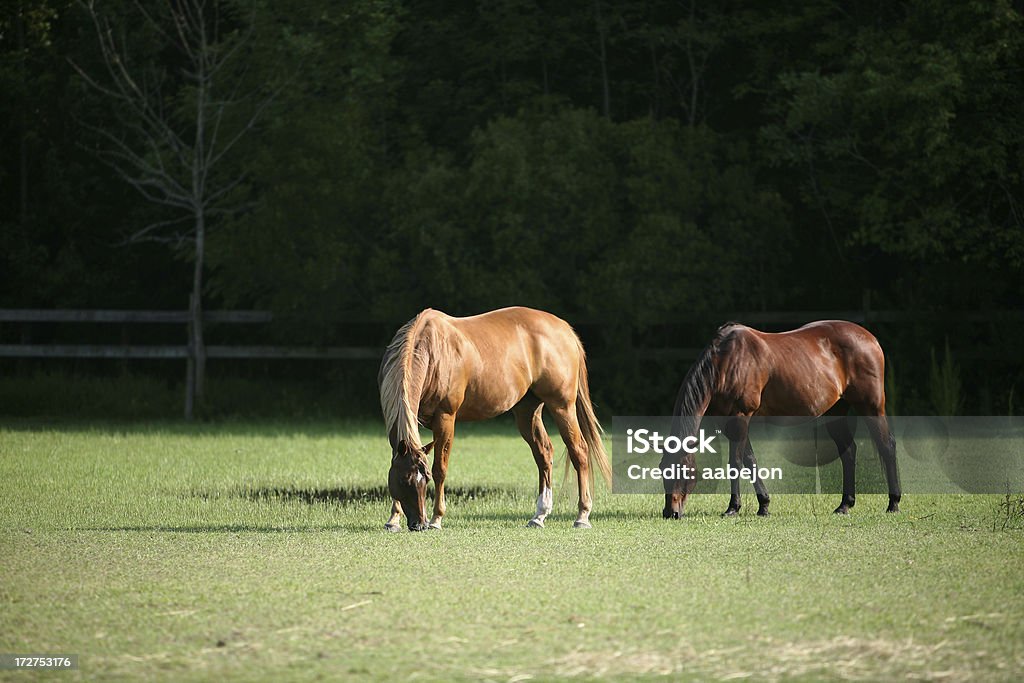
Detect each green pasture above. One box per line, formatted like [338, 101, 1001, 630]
[1, 419, 1022, 681]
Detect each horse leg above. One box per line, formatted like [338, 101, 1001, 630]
[826, 416, 858, 514]
[427, 412, 456, 529]
[741, 439, 771, 516]
[385, 500, 403, 532]
[863, 412, 901, 513]
[513, 397, 554, 528]
[548, 403, 593, 529]
[722, 416, 753, 516]
[723, 436, 742, 517]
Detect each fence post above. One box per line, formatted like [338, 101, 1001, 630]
[185, 295, 195, 420]
[119, 323, 130, 376]
[191, 291, 206, 404]
[17, 321, 31, 374]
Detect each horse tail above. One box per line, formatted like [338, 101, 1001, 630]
[574, 339, 612, 488]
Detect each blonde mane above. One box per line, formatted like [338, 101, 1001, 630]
[378, 309, 456, 450]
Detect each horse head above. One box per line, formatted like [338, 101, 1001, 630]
[661, 451, 695, 519]
[389, 440, 434, 531]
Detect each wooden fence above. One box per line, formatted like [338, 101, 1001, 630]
[2, 308, 1020, 416]
[0, 309, 379, 418]
[0, 309, 382, 360]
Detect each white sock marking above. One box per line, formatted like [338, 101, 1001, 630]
[535, 486, 553, 519]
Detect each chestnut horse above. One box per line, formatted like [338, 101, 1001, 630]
[662, 320, 901, 519]
[379, 307, 611, 531]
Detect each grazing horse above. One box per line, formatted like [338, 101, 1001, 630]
[662, 320, 901, 519]
[378, 307, 611, 531]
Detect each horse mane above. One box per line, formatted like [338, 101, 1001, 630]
[378, 309, 455, 450]
[674, 322, 741, 422]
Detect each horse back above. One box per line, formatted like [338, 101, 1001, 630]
[437, 307, 583, 420]
[799, 320, 886, 408]
[723, 321, 885, 416]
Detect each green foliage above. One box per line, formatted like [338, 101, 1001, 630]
[0, 371, 371, 419]
[1, 0, 1022, 414]
[762, 0, 1024, 266]
[885, 357, 899, 416]
[206, 0, 403, 331]
[372, 108, 790, 327]
[614, 120, 790, 319]
[382, 107, 622, 314]
[929, 339, 963, 416]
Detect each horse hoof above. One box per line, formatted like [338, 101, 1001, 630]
[384, 523, 401, 533]
[427, 522, 442, 530]
[886, 505, 900, 514]
[833, 506, 850, 515]
[757, 508, 770, 517]
[572, 520, 592, 529]
[722, 509, 739, 518]
[526, 518, 545, 528]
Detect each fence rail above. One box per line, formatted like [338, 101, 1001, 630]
[4, 308, 1023, 326]
[0, 308, 381, 417]
[0, 344, 381, 360]
[0, 309, 273, 324]
[2, 308, 1020, 416]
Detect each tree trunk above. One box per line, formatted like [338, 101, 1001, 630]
[191, 17, 208, 415]
[649, 39, 660, 118]
[17, 4, 28, 227]
[191, 210, 206, 407]
[185, 320, 195, 420]
[595, 0, 610, 119]
[685, 1, 699, 127]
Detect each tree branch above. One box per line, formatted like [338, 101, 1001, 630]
[77, 0, 269, 246]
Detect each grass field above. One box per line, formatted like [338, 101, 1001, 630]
[1, 418, 1022, 681]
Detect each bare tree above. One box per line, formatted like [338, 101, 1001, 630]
[73, 0, 272, 418]
[662, 0, 719, 127]
[594, 0, 611, 119]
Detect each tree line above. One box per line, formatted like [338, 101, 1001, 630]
[2, 0, 1022, 415]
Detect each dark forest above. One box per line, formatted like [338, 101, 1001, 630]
[2, 0, 1022, 416]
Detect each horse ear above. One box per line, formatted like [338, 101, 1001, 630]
[422, 441, 435, 455]
[394, 442, 414, 461]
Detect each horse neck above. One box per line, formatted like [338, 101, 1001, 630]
[382, 321, 433, 450]
[673, 350, 714, 436]
[673, 406, 706, 439]
[395, 330, 439, 448]
[405, 350, 429, 425]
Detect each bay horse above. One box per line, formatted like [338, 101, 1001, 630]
[662, 320, 901, 519]
[378, 307, 612, 531]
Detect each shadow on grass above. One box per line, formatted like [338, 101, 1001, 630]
[86, 486, 686, 532]
[81, 524, 365, 533]
[189, 484, 511, 506]
[192, 484, 701, 524]
[454, 508, 701, 523]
